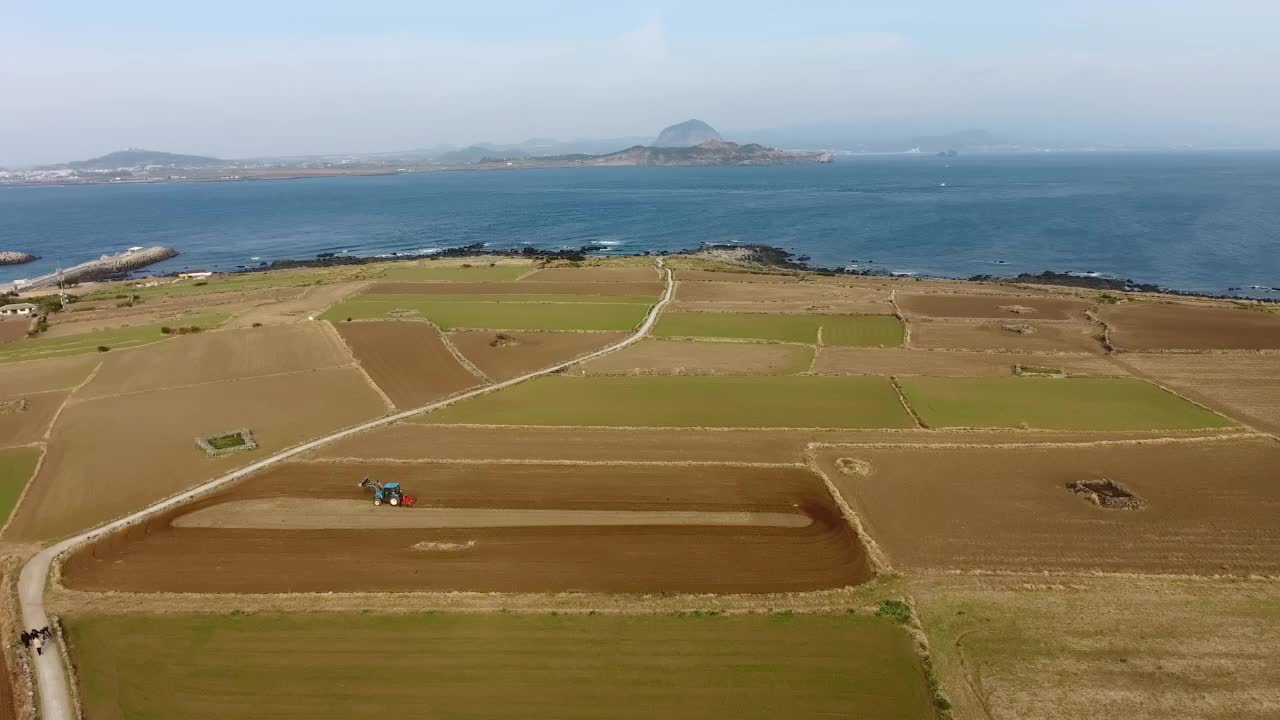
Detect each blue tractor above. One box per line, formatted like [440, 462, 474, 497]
[358, 477, 416, 507]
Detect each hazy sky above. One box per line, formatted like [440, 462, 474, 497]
[3, 1, 1279, 164]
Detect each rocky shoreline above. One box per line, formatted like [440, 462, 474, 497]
[213, 242, 1275, 304]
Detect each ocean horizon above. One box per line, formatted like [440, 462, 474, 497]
[3, 151, 1278, 296]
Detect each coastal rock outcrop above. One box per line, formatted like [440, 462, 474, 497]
[0, 251, 37, 266]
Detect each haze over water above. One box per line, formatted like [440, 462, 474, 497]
[3, 152, 1278, 296]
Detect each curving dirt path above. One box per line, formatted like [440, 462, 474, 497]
[172, 498, 813, 530]
[19, 259, 673, 720]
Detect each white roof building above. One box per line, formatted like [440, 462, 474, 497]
[0, 302, 39, 316]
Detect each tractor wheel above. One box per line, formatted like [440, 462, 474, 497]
[389, 496, 400, 506]
[373, 499, 382, 506]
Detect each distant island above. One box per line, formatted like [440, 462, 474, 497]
[0, 120, 832, 186]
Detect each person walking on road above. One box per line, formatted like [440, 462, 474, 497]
[31, 635, 43, 656]
[19, 631, 30, 648]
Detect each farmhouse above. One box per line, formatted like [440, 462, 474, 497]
[0, 302, 38, 317]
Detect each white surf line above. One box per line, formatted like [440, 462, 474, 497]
[18, 258, 673, 720]
[172, 500, 813, 530]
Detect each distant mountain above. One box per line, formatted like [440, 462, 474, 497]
[907, 129, 1001, 152]
[65, 149, 227, 170]
[654, 120, 722, 147]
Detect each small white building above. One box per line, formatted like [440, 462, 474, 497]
[0, 302, 38, 317]
[178, 271, 214, 279]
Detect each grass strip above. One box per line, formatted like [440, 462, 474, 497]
[422, 375, 916, 428]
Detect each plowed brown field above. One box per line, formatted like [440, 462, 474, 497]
[63, 461, 870, 593]
[0, 319, 29, 344]
[896, 293, 1090, 320]
[365, 281, 664, 297]
[0, 390, 66, 446]
[819, 438, 1280, 575]
[674, 270, 796, 283]
[815, 348, 1123, 376]
[335, 321, 482, 407]
[446, 331, 626, 381]
[80, 323, 352, 399]
[573, 339, 812, 375]
[910, 319, 1106, 354]
[5, 366, 386, 540]
[0, 354, 98, 394]
[1100, 302, 1280, 350]
[519, 267, 660, 282]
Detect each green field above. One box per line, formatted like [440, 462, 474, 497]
[0, 447, 41, 526]
[422, 375, 916, 428]
[0, 313, 231, 364]
[68, 612, 936, 720]
[322, 299, 651, 331]
[898, 377, 1233, 430]
[359, 292, 657, 304]
[654, 312, 904, 347]
[379, 264, 534, 282]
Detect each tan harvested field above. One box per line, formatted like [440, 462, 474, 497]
[519, 267, 660, 282]
[573, 339, 812, 376]
[305, 424, 1226, 464]
[815, 347, 1124, 376]
[63, 461, 869, 593]
[896, 293, 1090, 320]
[364, 281, 664, 297]
[5, 366, 387, 540]
[173, 498, 811, 530]
[0, 390, 67, 446]
[224, 281, 371, 328]
[1118, 353, 1280, 434]
[335, 321, 482, 408]
[819, 437, 1280, 575]
[916, 574, 1280, 720]
[1100, 301, 1280, 350]
[674, 269, 798, 283]
[910, 319, 1106, 353]
[43, 288, 300, 338]
[675, 280, 887, 305]
[79, 323, 353, 399]
[1123, 352, 1280, 378]
[1151, 377, 1280, 436]
[447, 331, 626, 381]
[0, 319, 29, 344]
[0, 354, 99, 393]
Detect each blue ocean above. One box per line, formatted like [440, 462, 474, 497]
[2, 152, 1278, 295]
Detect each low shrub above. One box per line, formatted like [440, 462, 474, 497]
[875, 599, 912, 624]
